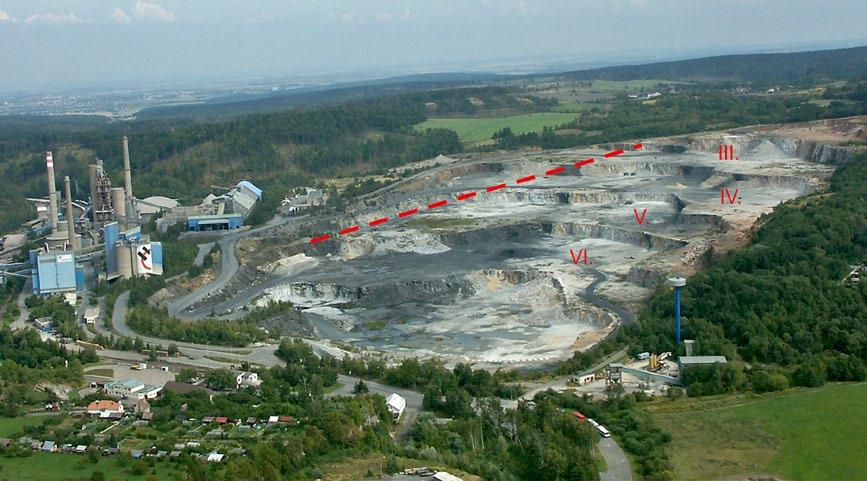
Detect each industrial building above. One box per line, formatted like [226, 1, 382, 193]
[105, 379, 162, 400]
[677, 356, 728, 373]
[30, 249, 83, 295]
[282, 187, 325, 215]
[157, 180, 262, 232]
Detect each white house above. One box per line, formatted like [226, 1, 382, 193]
[236, 372, 261, 389]
[206, 452, 225, 463]
[83, 307, 100, 325]
[87, 400, 123, 416]
[386, 393, 406, 420]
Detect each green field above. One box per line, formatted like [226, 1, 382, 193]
[415, 112, 579, 145]
[0, 452, 177, 481]
[0, 415, 50, 437]
[644, 383, 867, 481]
[549, 102, 598, 113]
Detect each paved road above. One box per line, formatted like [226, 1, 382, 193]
[10, 278, 30, 330]
[193, 242, 215, 267]
[599, 436, 633, 481]
[585, 267, 636, 325]
[167, 215, 305, 319]
[167, 230, 245, 318]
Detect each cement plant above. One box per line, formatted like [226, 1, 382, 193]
[0, 9, 864, 480]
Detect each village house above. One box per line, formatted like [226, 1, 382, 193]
[87, 400, 124, 416]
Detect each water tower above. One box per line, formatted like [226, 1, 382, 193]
[668, 276, 686, 344]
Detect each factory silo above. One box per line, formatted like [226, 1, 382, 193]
[116, 243, 133, 279]
[111, 188, 126, 229]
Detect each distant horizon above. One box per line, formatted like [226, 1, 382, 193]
[2, 39, 865, 96]
[2, 0, 865, 93]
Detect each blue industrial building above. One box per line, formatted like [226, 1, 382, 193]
[30, 249, 83, 295]
[187, 214, 244, 231]
[185, 181, 261, 231]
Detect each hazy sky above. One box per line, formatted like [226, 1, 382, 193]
[1, 0, 865, 90]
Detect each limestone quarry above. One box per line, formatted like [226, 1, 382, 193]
[178, 119, 861, 367]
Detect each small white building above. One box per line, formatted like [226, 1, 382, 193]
[63, 293, 77, 306]
[572, 373, 595, 385]
[83, 307, 100, 325]
[206, 452, 224, 463]
[236, 372, 261, 389]
[386, 393, 406, 420]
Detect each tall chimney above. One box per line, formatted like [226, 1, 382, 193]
[122, 136, 133, 198]
[122, 136, 136, 222]
[46, 151, 58, 233]
[88, 164, 98, 218]
[64, 176, 79, 252]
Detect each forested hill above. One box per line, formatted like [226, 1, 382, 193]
[557, 46, 867, 86]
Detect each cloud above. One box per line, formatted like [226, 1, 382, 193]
[327, 10, 364, 23]
[111, 7, 132, 24]
[340, 11, 361, 23]
[400, 9, 418, 21]
[376, 12, 391, 22]
[244, 13, 273, 24]
[133, 1, 175, 22]
[24, 13, 83, 25]
[0, 9, 16, 23]
[501, 1, 532, 14]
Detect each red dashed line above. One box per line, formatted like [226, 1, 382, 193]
[309, 145, 642, 243]
[309, 234, 331, 244]
[545, 166, 566, 175]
